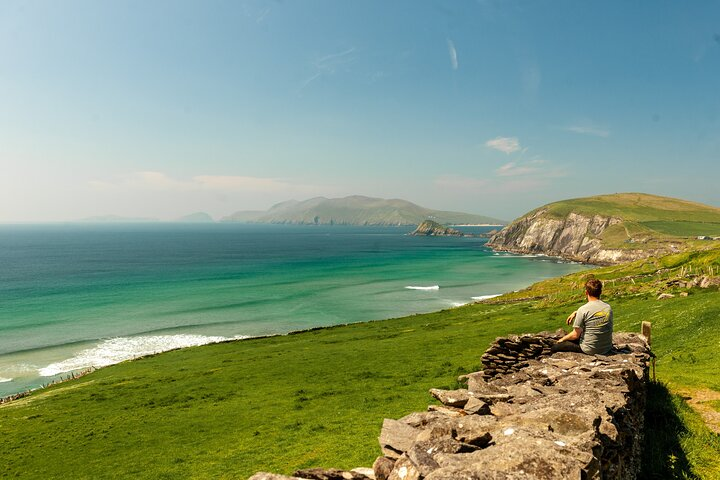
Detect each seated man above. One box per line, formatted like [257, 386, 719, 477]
[552, 278, 613, 355]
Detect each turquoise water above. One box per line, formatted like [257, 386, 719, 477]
[0, 224, 589, 396]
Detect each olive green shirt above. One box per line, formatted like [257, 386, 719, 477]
[573, 300, 613, 355]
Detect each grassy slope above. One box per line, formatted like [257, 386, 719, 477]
[531, 193, 720, 248]
[2, 249, 720, 479]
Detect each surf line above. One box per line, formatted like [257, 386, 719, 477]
[405, 285, 440, 291]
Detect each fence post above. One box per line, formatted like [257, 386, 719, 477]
[641, 321, 652, 347]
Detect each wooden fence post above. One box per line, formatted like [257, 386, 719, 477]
[641, 321, 652, 346]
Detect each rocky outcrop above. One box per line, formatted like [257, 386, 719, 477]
[251, 331, 652, 480]
[487, 209, 655, 265]
[409, 221, 464, 237]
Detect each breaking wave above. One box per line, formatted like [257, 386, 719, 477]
[405, 285, 440, 291]
[0, 377, 12, 383]
[38, 334, 248, 377]
[471, 294, 502, 301]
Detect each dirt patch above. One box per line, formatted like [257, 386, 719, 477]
[677, 387, 720, 434]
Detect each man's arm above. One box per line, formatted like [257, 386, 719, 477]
[558, 327, 583, 343]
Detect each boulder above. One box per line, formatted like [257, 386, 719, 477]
[387, 455, 421, 480]
[463, 397, 490, 415]
[379, 419, 420, 459]
[372, 457, 395, 480]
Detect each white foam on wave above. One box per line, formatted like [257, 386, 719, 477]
[0, 377, 13, 383]
[405, 285, 440, 291]
[38, 334, 248, 377]
[450, 301, 469, 308]
[471, 294, 502, 301]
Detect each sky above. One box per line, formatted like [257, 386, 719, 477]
[1, 0, 719, 222]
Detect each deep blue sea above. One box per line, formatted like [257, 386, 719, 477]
[0, 224, 589, 396]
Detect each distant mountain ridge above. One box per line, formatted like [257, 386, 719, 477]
[222, 195, 505, 226]
[488, 192, 720, 265]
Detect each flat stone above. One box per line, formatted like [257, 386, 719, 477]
[379, 419, 420, 459]
[427, 404, 466, 417]
[463, 397, 490, 415]
[429, 388, 472, 408]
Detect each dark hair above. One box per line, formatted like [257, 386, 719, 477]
[585, 279, 602, 298]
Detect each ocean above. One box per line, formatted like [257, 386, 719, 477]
[0, 223, 590, 396]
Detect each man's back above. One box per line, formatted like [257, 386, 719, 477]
[573, 300, 613, 354]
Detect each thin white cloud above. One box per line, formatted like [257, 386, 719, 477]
[485, 137, 521, 154]
[447, 39, 458, 70]
[299, 47, 357, 92]
[496, 162, 539, 177]
[564, 125, 610, 138]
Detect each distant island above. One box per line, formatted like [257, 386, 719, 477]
[222, 195, 505, 226]
[175, 212, 214, 223]
[409, 220, 464, 236]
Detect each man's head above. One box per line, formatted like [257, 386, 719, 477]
[585, 279, 602, 299]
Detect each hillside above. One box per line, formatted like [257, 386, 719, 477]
[2, 246, 720, 478]
[488, 193, 720, 265]
[222, 196, 505, 226]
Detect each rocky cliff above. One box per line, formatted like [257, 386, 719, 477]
[409, 221, 464, 237]
[487, 209, 659, 265]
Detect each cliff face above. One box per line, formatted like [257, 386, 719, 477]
[487, 209, 655, 265]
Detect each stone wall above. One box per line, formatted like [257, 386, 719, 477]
[250, 332, 652, 480]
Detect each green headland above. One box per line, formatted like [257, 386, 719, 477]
[2, 193, 720, 479]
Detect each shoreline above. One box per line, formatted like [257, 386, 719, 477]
[0, 250, 593, 403]
[1, 295, 509, 404]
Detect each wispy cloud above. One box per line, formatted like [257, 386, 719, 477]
[564, 125, 610, 137]
[496, 162, 539, 177]
[447, 39, 458, 70]
[485, 136, 521, 154]
[299, 47, 356, 92]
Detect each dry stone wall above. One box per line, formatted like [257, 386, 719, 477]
[250, 332, 652, 480]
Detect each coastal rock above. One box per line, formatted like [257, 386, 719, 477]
[487, 209, 652, 265]
[409, 220, 464, 237]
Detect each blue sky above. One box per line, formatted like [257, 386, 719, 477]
[1, 0, 719, 221]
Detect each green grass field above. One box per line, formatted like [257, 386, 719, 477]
[2, 247, 720, 479]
